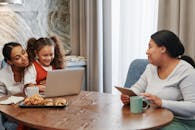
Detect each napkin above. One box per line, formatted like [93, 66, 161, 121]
[0, 96, 24, 105]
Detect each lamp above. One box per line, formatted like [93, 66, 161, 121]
[0, 0, 23, 5]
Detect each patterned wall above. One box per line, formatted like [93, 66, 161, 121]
[0, 0, 71, 59]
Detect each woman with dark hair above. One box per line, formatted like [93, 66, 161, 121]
[0, 42, 29, 130]
[0, 42, 29, 96]
[121, 30, 195, 130]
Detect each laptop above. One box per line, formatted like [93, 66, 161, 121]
[43, 68, 84, 97]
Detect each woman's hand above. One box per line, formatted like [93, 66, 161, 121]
[141, 93, 162, 107]
[121, 94, 130, 105]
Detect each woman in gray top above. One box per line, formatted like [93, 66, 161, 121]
[121, 30, 195, 130]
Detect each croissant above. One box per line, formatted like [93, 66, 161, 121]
[43, 99, 54, 106]
[54, 98, 67, 106]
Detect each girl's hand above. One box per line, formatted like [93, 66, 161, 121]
[141, 93, 162, 107]
[121, 94, 130, 105]
[39, 80, 46, 86]
[37, 85, 46, 92]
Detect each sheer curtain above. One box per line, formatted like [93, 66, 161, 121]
[112, 0, 159, 93]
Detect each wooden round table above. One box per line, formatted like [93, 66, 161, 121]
[0, 91, 174, 130]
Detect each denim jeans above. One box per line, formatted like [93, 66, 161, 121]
[0, 113, 18, 130]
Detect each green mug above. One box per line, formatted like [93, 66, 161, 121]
[130, 96, 150, 114]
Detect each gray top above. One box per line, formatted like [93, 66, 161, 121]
[130, 60, 195, 119]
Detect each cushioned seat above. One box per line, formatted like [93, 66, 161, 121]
[0, 60, 6, 69]
[124, 59, 149, 88]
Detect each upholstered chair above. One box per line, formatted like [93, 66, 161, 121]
[124, 59, 149, 88]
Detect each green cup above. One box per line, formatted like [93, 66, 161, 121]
[130, 96, 150, 114]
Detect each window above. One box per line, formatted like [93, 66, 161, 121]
[112, 0, 159, 94]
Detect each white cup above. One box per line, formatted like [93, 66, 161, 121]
[25, 87, 39, 97]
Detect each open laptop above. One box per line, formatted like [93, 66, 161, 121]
[43, 68, 84, 97]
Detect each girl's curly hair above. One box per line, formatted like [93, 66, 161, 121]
[26, 36, 65, 69]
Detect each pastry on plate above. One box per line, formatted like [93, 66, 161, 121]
[43, 98, 54, 106]
[54, 98, 67, 106]
[24, 94, 44, 105]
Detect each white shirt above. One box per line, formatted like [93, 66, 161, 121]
[0, 65, 24, 97]
[130, 60, 195, 119]
[24, 61, 52, 85]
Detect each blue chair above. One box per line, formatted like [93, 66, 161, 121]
[124, 59, 149, 88]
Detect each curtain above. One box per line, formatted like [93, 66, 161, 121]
[79, 0, 112, 93]
[158, 0, 195, 58]
[112, 0, 159, 90]
[77, 0, 158, 93]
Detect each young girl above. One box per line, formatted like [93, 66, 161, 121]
[24, 36, 65, 92]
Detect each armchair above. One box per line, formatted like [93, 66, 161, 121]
[124, 59, 149, 88]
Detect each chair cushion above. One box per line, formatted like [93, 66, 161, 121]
[124, 59, 148, 88]
[0, 60, 6, 69]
